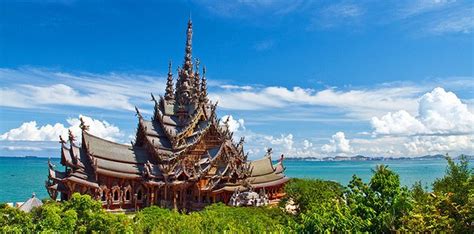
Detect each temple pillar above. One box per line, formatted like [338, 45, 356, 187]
[164, 185, 168, 200]
[173, 190, 177, 210]
[198, 189, 201, 203]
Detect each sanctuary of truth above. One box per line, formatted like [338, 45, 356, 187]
[45, 20, 289, 211]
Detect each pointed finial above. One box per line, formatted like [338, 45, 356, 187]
[199, 65, 208, 103]
[79, 117, 89, 131]
[135, 106, 143, 118]
[165, 61, 175, 101]
[59, 135, 66, 144]
[168, 60, 172, 75]
[68, 129, 75, 142]
[195, 59, 200, 75]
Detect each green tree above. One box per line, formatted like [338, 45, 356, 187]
[433, 155, 474, 232]
[347, 165, 411, 232]
[31, 201, 63, 232]
[434, 155, 473, 206]
[400, 181, 454, 232]
[283, 178, 344, 213]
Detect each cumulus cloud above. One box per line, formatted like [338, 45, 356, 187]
[371, 110, 426, 135]
[0, 115, 123, 143]
[303, 139, 313, 150]
[403, 135, 474, 156]
[371, 87, 474, 136]
[321, 132, 352, 154]
[219, 115, 245, 133]
[264, 134, 294, 154]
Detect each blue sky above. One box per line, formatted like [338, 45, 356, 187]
[1, 0, 473, 158]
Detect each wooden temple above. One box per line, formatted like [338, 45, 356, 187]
[45, 20, 288, 211]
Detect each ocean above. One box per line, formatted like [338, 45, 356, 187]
[0, 157, 463, 203]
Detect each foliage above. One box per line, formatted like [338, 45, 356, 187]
[296, 199, 367, 233]
[400, 183, 454, 232]
[134, 206, 200, 233]
[432, 155, 474, 232]
[283, 178, 344, 213]
[134, 203, 289, 233]
[199, 203, 288, 233]
[346, 165, 412, 232]
[0, 203, 33, 233]
[434, 155, 473, 206]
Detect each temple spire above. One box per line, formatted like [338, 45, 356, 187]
[200, 66, 208, 103]
[165, 60, 174, 100]
[176, 19, 194, 106]
[183, 18, 193, 74]
[193, 59, 201, 103]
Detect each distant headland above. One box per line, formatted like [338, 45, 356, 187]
[285, 154, 473, 161]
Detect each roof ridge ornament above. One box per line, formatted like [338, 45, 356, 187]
[79, 117, 89, 131]
[68, 129, 76, 143]
[59, 135, 66, 144]
[135, 106, 143, 119]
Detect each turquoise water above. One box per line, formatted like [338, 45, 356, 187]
[0, 157, 463, 203]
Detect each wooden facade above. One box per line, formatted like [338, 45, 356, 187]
[45, 20, 288, 211]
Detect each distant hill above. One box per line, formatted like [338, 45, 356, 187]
[285, 154, 473, 162]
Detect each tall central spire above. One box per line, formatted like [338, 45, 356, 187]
[183, 19, 193, 73]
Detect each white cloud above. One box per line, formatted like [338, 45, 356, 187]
[219, 115, 245, 133]
[321, 132, 352, 154]
[265, 134, 294, 154]
[1, 84, 134, 111]
[403, 135, 474, 155]
[0, 67, 165, 112]
[371, 110, 426, 135]
[219, 85, 253, 91]
[0, 121, 68, 141]
[371, 87, 474, 136]
[66, 115, 123, 142]
[348, 134, 474, 157]
[303, 139, 313, 150]
[0, 115, 123, 143]
[212, 85, 421, 119]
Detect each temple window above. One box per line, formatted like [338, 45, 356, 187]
[125, 190, 131, 201]
[113, 190, 119, 201]
[137, 189, 143, 201]
[101, 191, 106, 201]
